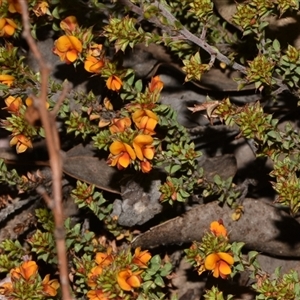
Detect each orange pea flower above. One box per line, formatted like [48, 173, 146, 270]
[53, 35, 82, 64]
[0, 74, 14, 86]
[149, 75, 164, 93]
[210, 220, 227, 237]
[60, 16, 78, 33]
[204, 252, 234, 279]
[106, 75, 122, 91]
[117, 269, 142, 291]
[10, 134, 33, 153]
[132, 247, 151, 268]
[87, 266, 103, 288]
[87, 289, 110, 300]
[109, 117, 131, 134]
[8, 0, 22, 13]
[140, 160, 152, 173]
[0, 18, 18, 37]
[84, 56, 104, 73]
[108, 141, 136, 170]
[42, 274, 60, 296]
[133, 134, 155, 161]
[132, 109, 158, 135]
[4, 95, 22, 113]
[10, 261, 38, 281]
[95, 252, 114, 267]
[33, 1, 49, 17]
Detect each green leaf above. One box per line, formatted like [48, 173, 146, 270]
[248, 251, 259, 264]
[164, 164, 181, 174]
[154, 275, 165, 287]
[272, 39, 280, 52]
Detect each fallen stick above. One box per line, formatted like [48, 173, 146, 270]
[132, 198, 300, 257]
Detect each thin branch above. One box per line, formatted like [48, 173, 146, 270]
[120, 0, 290, 93]
[18, 1, 73, 299]
[51, 81, 73, 116]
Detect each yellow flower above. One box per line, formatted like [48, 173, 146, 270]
[132, 247, 151, 268]
[42, 274, 60, 297]
[53, 35, 82, 64]
[117, 269, 142, 291]
[108, 141, 136, 170]
[8, 0, 22, 13]
[11, 261, 38, 281]
[87, 289, 110, 300]
[109, 117, 131, 134]
[10, 134, 33, 153]
[84, 56, 104, 73]
[149, 75, 164, 93]
[106, 75, 122, 91]
[132, 109, 158, 135]
[0, 18, 18, 37]
[204, 252, 234, 279]
[60, 16, 78, 34]
[33, 1, 49, 17]
[210, 220, 227, 237]
[133, 134, 155, 161]
[87, 266, 103, 288]
[4, 95, 22, 113]
[0, 74, 14, 86]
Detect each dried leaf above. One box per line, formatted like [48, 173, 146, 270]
[63, 144, 121, 194]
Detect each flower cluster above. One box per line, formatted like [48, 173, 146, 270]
[0, 260, 59, 299]
[0, 0, 22, 38]
[103, 76, 163, 173]
[2, 95, 34, 153]
[77, 247, 152, 300]
[53, 15, 123, 92]
[185, 220, 235, 279]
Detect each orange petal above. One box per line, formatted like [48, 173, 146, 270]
[133, 143, 143, 161]
[21, 261, 38, 280]
[132, 110, 144, 123]
[212, 265, 220, 278]
[204, 253, 219, 270]
[109, 141, 126, 155]
[60, 16, 78, 32]
[0, 74, 14, 81]
[218, 260, 232, 276]
[210, 220, 227, 237]
[217, 252, 234, 265]
[143, 147, 155, 160]
[66, 49, 78, 62]
[140, 161, 152, 173]
[127, 275, 141, 288]
[118, 152, 130, 168]
[145, 117, 157, 131]
[0, 19, 5, 30]
[6, 18, 18, 28]
[68, 36, 82, 52]
[117, 270, 132, 291]
[18, 135, 33, 148]
[133, 134, 153, 146]
[124, 143, 136, 160]
[106, 75, 122, 91]
[55, 36, 72, 52]
[145, 109, 158, 120]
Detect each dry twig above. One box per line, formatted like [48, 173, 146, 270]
[18, 1, 73, 299]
